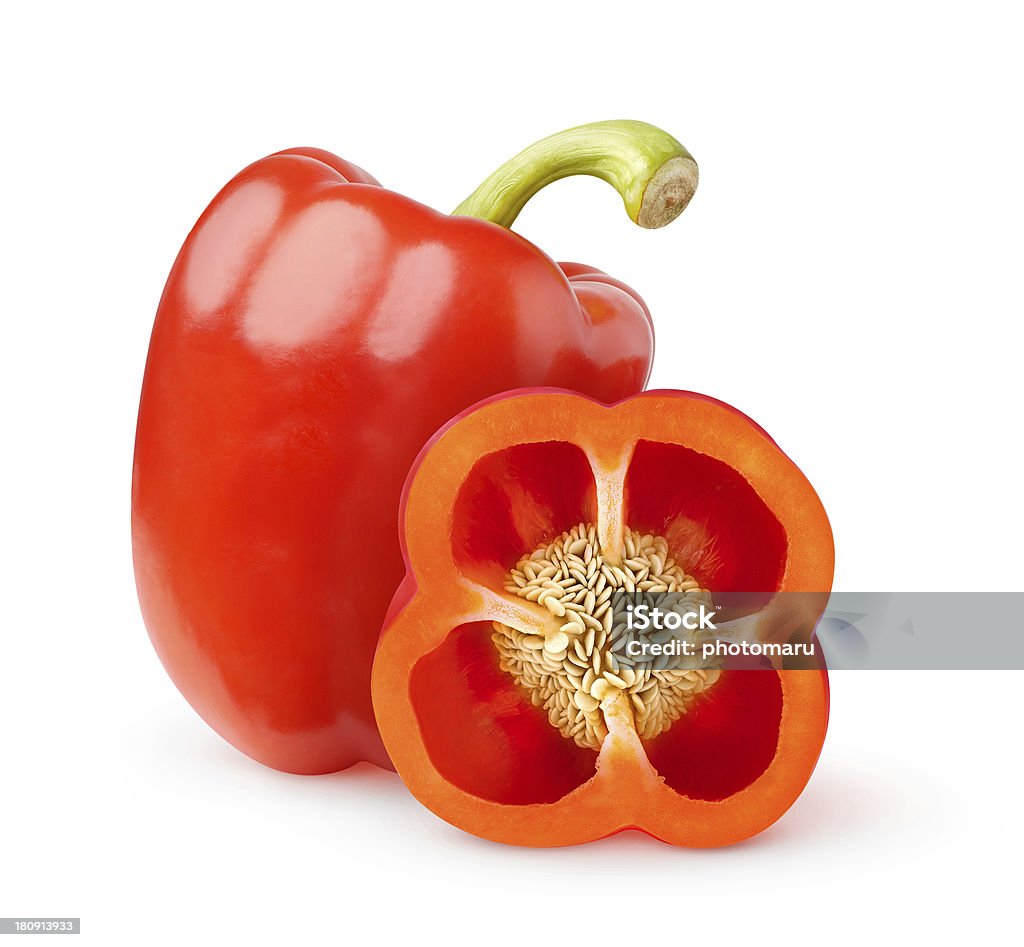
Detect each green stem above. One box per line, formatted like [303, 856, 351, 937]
[453, 120, 698, 230]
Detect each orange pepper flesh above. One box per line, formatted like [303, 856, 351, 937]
[372, 389, 833, 847]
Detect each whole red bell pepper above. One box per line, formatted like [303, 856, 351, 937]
[132, 121, 698, 774]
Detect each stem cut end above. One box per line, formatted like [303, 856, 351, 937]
[636, 156, 699, 229]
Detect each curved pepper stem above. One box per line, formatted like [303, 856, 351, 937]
[453, 120, 698, 230]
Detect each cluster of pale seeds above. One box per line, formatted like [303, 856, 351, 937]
[492, 523, 721, 750]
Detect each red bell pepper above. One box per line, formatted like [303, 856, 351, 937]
[132, 121, 698, 774]
[371, 389, 833, 846]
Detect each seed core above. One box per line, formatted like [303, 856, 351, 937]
[492, 523, 721, 750]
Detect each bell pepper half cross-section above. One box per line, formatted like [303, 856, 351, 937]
[371, 389, 834, 847]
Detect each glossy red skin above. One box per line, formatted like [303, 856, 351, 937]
[132, 148, 656, 774]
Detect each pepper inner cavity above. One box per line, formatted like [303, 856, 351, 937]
[492, 523, 721, 750]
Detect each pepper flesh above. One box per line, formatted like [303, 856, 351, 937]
[132, 124, 697, 774]
[371, 389, 833, 846]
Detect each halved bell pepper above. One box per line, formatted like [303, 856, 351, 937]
[132, 122, 698, 774]
[371, 389, 833, 847]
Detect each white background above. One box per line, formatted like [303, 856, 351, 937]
[2, 1, 1021, 943]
